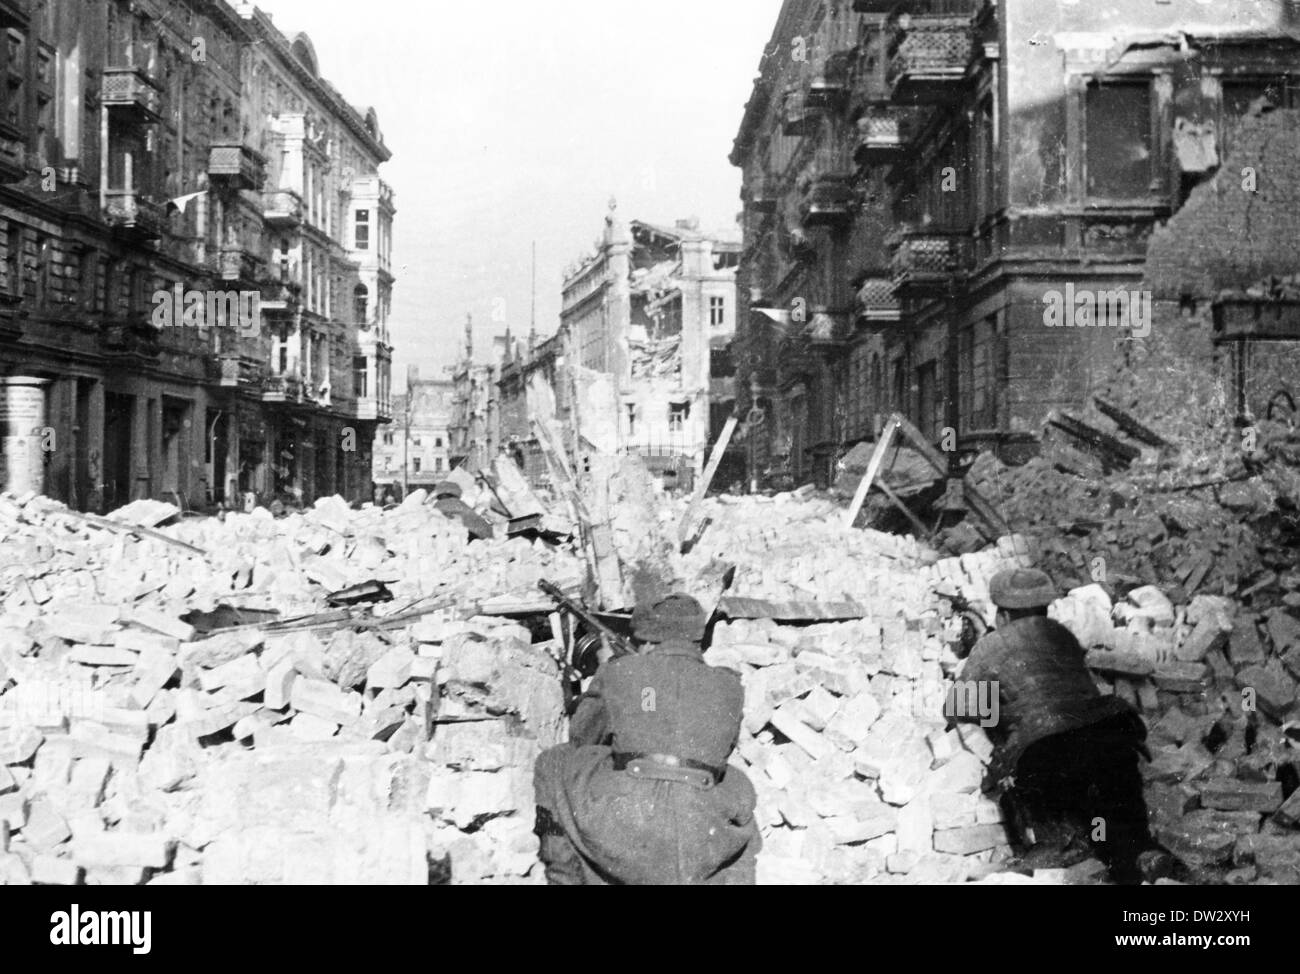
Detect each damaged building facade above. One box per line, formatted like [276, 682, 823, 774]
[509, 205, 740, 489]
[732, 0, 1300, 488]
[0, 0, 394, 510]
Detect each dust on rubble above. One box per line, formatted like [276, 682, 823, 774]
[1, 460, 1297, 885]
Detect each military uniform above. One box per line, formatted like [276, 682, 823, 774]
[533, 597, 760, 885]
[949, 578, 1160, 882]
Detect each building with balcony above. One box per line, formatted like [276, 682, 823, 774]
[373, 369, 452, 497]
[731, 0, 1300, 488]
[0, 1, 396, 510]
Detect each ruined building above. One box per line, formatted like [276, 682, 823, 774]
[731, 0, 1300, 488]
[0, 0, 394, 509]
[447, 316, 504, 473]
[372, 368, 452, 497]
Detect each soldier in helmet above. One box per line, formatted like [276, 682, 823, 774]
[533, 592, 760, 885]
[430, 480, 493, 541]
[946, 567, 1177, 884]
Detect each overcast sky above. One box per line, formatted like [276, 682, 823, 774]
[252, 0, 784, 387]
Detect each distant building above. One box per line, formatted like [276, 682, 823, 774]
[496, 331, 568, 488]
[534, 204, 740, 488]
[372, 369, 451, 494]
[447, 316, 507, 472]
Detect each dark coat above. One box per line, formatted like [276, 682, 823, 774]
[948, 615, 1146, 785]
[534, 641, 760, 884]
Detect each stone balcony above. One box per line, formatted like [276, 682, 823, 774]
[263, 189, 304, 227]
[806, 52, 853, 109]
[208, 143, 267, 192]
[103, 189, 168, 240]
[854, 109, 909, 167]
[218, 249, 263, 284]
[887, 16, 975, 105]
[800, 174, 856, 229]
[856, 277, 903, 326]
[0, 120, 26, 183]
[101, 67, 162, 124]
[782, 85, 820, 137]
[261, 374, 304, 404]
[746, 176, 780, 214]
[887, 226, 973, 294]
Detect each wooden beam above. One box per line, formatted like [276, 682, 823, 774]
[876, 479, 932, 539]
[878, 413, 1010, 541]
[678, 413, 738, 544]
[843, 414, 901, 528]
[1093, 397, 1170, 449]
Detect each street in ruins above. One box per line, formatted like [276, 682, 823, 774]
[0, 0, 1299, 890]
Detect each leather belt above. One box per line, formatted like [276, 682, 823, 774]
[612, 751, 723, 787]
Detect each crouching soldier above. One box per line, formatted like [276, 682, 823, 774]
[533, 592, 760, 884]
[946, 568, 1178, 884]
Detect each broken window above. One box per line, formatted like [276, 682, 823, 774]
[668, 400, 690, 432]
[1086, 82, 1153, 199]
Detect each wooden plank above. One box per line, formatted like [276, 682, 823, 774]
[678, 413, 738, 544]
[843, 415, 901, 528]
[1094, 397, 1170, 449]
[716, 595, 866, 621]
[876, 479, 932, 539]
[889, 414, 1010, 541]
[1048, 411, 1141, 467]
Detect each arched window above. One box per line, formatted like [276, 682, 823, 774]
[353, 283, 368, 326]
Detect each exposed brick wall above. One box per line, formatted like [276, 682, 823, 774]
[1145, 109, 1300, 300]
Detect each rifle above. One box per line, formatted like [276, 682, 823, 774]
[538, 580, 637, 714]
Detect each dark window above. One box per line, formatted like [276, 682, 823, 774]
[668, 401, 689, 432]
[1086, 82, 1153, 198]
[5, 221, 21, 297]
[709, 296, 725, 326]
[80, 251, 98, 310]
[353, 355, 368, 397]
[354, 283, 368, 325]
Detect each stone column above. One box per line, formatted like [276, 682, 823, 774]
[0, 377, 50, 496]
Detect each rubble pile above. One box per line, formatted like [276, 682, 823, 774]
[967, 443, 1298, 606]
[686, 496, 1053, 884]
[964, 430, 1300, 883]
[0, 490, 578, 885]
[1046, 582, 1300, 883]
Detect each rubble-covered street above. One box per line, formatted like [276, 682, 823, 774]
[2, 422, 1297, 884]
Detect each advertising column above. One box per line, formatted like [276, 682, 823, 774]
[0, 377, 50, 495]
